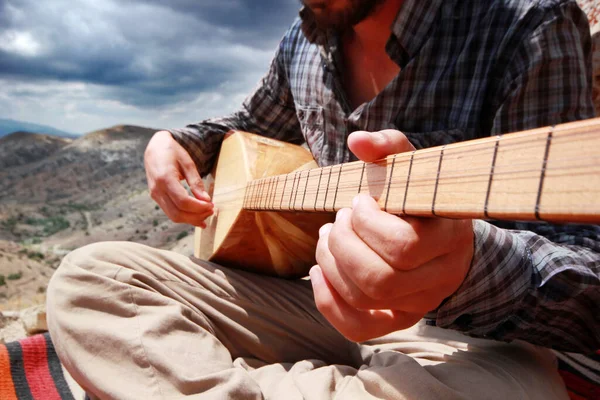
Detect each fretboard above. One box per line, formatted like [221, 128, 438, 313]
[243, 119, 600, 224]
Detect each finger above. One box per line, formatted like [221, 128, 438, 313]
[347, 130, 415, 162]
[385, 287, 456, 314]
[310, 265, 422, 342]
[165, 178, 214, 214]
[177, 150, 211, 202]
[328, 207, 453, 301]
[159, 194, 211, 228]
[351, 194, 458, 269]
[317, 217, 392, 310]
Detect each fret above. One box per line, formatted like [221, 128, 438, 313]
[535, 126, 554, 220]
[265, 179, 270, 208]
[269, 176, 276, 209]
[251, 179, 256, 210]
[279, 173, 289, 210]
[293, 170, 306, 210]
[314, 168, 324, 211]
[487, 127, 549, 220]
[335, 161, 363, 209]
[261, 178, 268, 210]
[358, 162, 366, 195]
[431, 140, 495, 219]
[290, 172, 299, 211]
[295, 171, 304, 210]
[431, 146, 446, 216]
[323, 165, 342, 211]
[402, 149, 441, 216]
[331, 164, 343, 211]
[301, 170, 310, 211]
[540, 121, 600, 222]
[243, 182, 250, 208]
[384, 155, 397, 212]
[269, 177, 275, 209]
[484, 137, 501, 219]
[402, 151, 415, 215]
[302, 168, 320, 211]
[271, 176, 280, 210]
[322, 166, 334, 212]
[256, 179, 263, 210]
[263, 177, 271, 210]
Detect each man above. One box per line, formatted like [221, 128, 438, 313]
[47, 0, 599, 398]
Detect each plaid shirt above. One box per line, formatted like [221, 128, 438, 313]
[170, 0, 599, 353]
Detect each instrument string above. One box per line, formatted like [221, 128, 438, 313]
[201, 127, 600, 212]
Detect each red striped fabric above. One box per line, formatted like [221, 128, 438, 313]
[0, 344, 18, 400]
[1, 333, 75, 400]
[20, 334, 62, 400]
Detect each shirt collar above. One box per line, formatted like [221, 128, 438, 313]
[300, 0, 444, 65]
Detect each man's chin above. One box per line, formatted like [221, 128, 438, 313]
[301, 0, 385, 31]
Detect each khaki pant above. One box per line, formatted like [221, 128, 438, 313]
[46, 241, 568, 400]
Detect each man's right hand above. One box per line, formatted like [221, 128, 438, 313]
[144, 130, 214, 228]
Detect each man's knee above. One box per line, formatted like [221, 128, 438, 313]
[47, 242, 142, 316]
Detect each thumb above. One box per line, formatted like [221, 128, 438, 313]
[348, 130, 415, 162]
[178, 150, 211, 202]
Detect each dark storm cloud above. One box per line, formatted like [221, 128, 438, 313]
[0, 0, 299, 108]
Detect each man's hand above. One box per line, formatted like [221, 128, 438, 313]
[144, 130, 213, 228]
[310, 130, 474, 342]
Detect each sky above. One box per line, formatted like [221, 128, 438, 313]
[0, 0, 300, 134]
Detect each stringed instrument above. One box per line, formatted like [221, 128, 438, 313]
[196, 118, 600, 278]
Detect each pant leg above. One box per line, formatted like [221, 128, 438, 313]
[47, 241, 569, 400]
[46, 241, 355, 400]
[238, 322, 568, 400]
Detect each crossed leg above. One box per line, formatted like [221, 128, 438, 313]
[46, 241, 568, 399]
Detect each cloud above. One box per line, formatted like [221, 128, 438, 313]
[0, 0, 300, 133]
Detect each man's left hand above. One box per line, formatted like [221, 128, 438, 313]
[310, 130, 474, 342]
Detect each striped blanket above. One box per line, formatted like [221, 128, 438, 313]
[1, 334, 599, 399]
[0, 333, 80, 400]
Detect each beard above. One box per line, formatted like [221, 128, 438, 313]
[301, 0, 386, 32]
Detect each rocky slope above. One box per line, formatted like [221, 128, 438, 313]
[0, 125, 196, 310]
[0, 132, 72, 169]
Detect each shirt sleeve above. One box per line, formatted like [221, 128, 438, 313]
[436, 1, 600, 353]
[168, 38, 303, 177]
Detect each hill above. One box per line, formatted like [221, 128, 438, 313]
[0, 132, 72, 169]
[0, 118, 77, 139]
[0, 124, 197, 310]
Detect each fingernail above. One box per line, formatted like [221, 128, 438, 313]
[368, 131, 386, 144]
[319, 223, 332, 237]
[335, 208, 349, 221]
[352, 195, 360, 208]
[309, 266, 323, 285]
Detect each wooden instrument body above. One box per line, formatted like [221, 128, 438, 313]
[196, 119, 600, 278]
[195, 131, 333, 278]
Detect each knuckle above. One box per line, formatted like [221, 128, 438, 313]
[351, 207, 370, 230]
[315, 240, 328, 265]
[363, 268, 394, 300]
[173, 194, 192, 209]
[388, 228, 417, 268]
[181, 158, 196, 171]
[170, 212, 184, 224]
[327, 228, 344, 256]
[343, 289, 368, 310]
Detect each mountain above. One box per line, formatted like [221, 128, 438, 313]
[0, 132, 72, 169]
[0, 124, 197, 310]
[0, 118, 78, 139]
